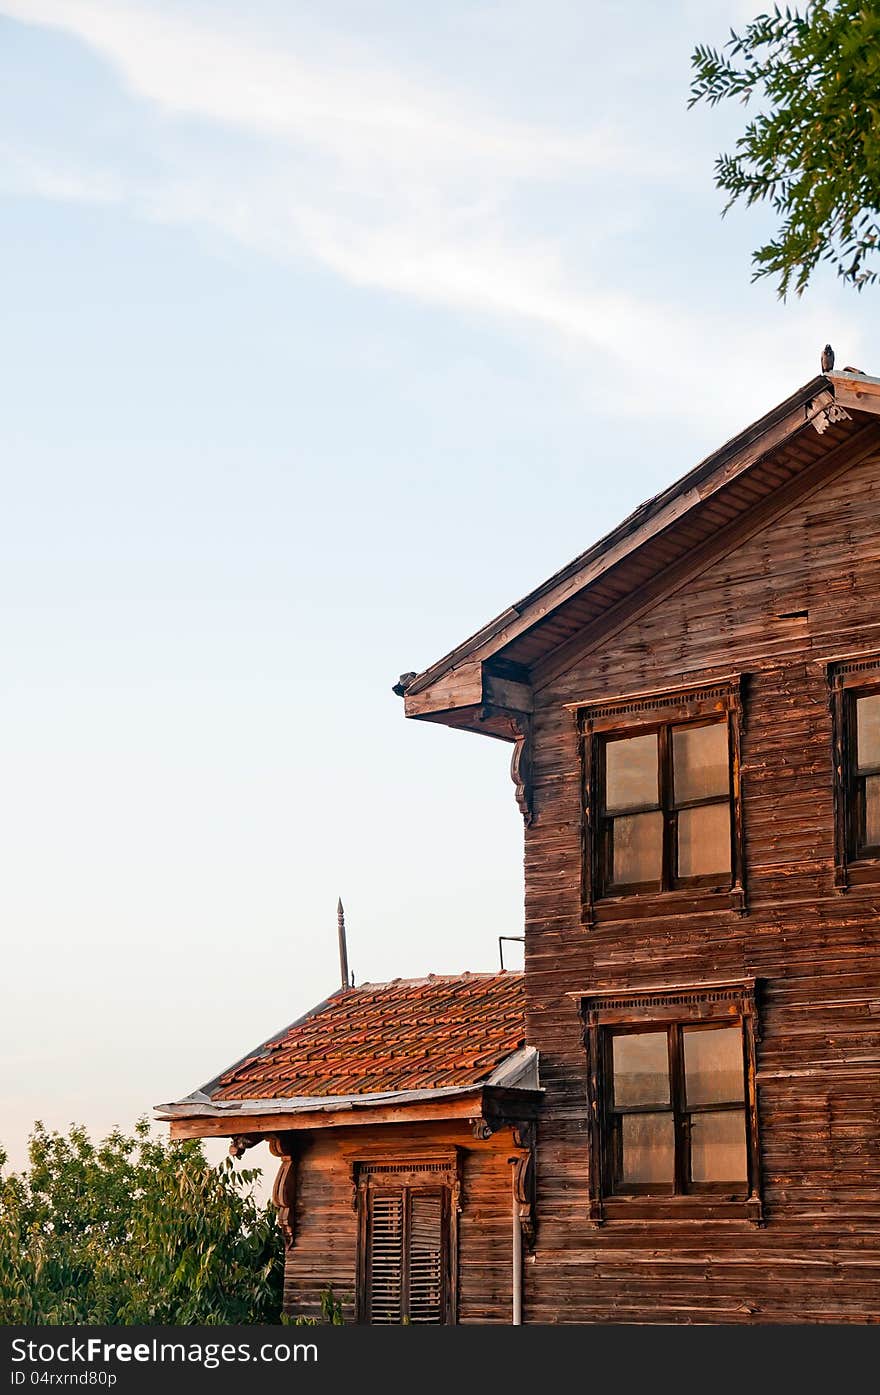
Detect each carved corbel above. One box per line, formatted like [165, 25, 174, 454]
[228, 1134, 262, 1160]
[469, 1116, 496, 1141]
[810, 400, 851, 434]
[510, 1121, 537, 1250]
[451, 1172, 463, 1215]
[509, 714, 534, 827]
[269, 1136, 297, 1248]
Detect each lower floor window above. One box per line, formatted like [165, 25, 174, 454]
[607, 1023, 748, 1193]
[580, 981, 763, 1223]
[356, 1158, 457, 1324]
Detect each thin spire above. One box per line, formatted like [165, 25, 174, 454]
[337, 897, 350, 990]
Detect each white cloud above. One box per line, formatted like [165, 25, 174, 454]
[0, 0, 626, 177]
[0, 0, 866, 425]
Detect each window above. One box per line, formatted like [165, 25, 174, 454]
[853, 691, 880, 856]
[577, 679, 746, 922]
[829, 659, 880, 889]
[355, 1158, 457, 1324]
[607, 1024, 747, 1192]
[600, 719, 731, 893]
[580, 981, 763, 1224]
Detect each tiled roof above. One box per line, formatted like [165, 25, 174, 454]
[208, 972, 525, 1100]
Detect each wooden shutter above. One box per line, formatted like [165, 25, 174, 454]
[407, 1191, 444, 1324]
[358, 1157, 457, 1325]
[365, 1186, 447, 1324]
[367, 1193, 404, 1324]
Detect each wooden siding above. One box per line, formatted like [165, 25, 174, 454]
[524, 443, 880, 1323]
[282, 1121, 517, 1325]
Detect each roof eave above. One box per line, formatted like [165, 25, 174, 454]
[155, 1082, 487, 1120]
[157, 1047, 540, 1123]
[827, 369, 880, 414]
[157, 1080, 543, 1140]
[399, 374, 849, 723]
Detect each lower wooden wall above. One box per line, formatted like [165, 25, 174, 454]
[282, 1120, 517, 1324]
[524, 1034, 880, 1324]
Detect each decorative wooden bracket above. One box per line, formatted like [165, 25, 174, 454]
[509, 714, 534, 826]
[269, 1136, 297, 1248]
[509, 1121, 537, 1250]
[472, 1096, 541, 1142]
[469, 1116, 496, 1141]
[810, 400, 851, 435]
[228, 1134, 262, 1159]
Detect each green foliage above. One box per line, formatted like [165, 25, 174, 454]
[0, 1120, 284, 1324]
[282, 1287, 346, 1326]
[690, 1, 880, 295]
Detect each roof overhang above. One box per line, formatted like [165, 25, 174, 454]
[398, 374, 880, 735]
[828, 369, 880, 415]
[156, 1046, 541, 1140]
[158, 1084, 542, 1141]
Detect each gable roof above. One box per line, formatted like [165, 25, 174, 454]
[399, 371, 880, 736]
[157, 972, 529, 1122]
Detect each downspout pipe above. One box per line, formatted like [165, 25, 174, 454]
[512, 1174, 522, 1325]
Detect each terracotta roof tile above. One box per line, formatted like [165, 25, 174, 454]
[209, 971, 525, 1100]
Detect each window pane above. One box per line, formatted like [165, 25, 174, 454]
[865, 775, 880, 847]
[856, 694, 880, 770]
[611, 811, 663, 886]
[690, 1110, 748, 1184]
[673, 722, 729, 803]
[683, 1026, 744, 1105]
[612, 1031, 670, 1106]
[677, 803, 730, 879]
[620, 1113, 675, 1186]
[605, 733, 658, 813]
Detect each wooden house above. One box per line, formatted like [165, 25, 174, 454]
[159, 367, 880, 1323]
[158, 972, 540, 1323]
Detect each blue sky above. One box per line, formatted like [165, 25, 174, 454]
[1, 0, 875, 1176]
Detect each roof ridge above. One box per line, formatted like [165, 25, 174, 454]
[348, 969, 523, 991]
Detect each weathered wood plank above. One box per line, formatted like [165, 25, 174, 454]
[522, 441, 880, 1324]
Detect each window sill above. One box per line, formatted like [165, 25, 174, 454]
[588, 885, 745, 925]
[841, 859, 880, 890]
[593, 1194, 762, 1225]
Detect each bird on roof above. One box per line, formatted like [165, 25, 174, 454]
[843, 365, 866, 374]
[821, 344, 835, 373]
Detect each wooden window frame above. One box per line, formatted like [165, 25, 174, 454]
[829, 657, 880, 891]
[354, 1155, 459, 1325]
[575, 678, 746, 925]
[579, 980, 763, 1225]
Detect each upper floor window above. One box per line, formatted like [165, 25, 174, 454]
[829, 658, 880, 890]
[600, 718, 732, 894]
[852, 690, 880, 858]
[577, 679, 746, 923]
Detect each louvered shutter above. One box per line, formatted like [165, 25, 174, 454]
[367, 1193, 404, 1324]
[407, 1191, 444, 1324]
